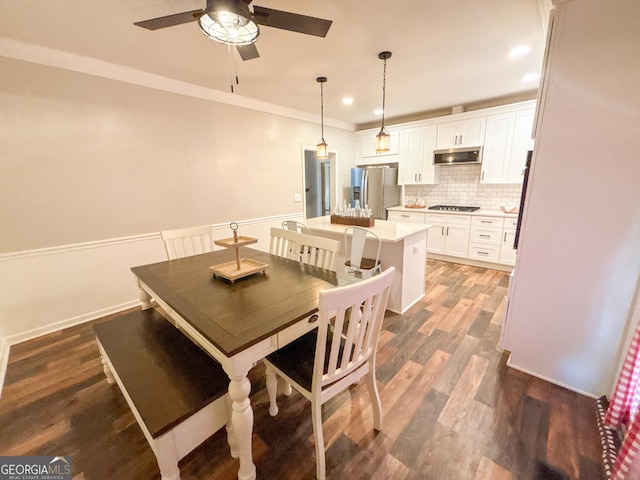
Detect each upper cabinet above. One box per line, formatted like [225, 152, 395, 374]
[398, 125, 438, 185]
[355, 100, 536, 185]
[481, 106, 535, 184]
[435, 117, 486, 149]
[356, 129, 400, 164]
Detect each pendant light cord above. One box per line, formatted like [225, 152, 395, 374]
[320, 81, 325, 139]
[381, 57, 387, 129]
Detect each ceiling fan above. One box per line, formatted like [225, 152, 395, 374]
[134, 0, 333, 61]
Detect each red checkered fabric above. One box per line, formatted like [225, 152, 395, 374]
[605, 321, 640, 479]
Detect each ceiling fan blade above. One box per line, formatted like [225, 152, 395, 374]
[236, 44, 260, 61]
[134, 10, 203, 30]
[252, 6, 332, 37]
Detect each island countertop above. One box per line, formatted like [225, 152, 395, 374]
[306, 215, 430, 242]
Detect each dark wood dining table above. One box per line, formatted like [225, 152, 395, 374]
[131, 247, 354, 480]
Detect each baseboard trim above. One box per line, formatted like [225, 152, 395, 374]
[506, 353, 598, 399]
[0, 300, 140, 399]
[428, 253, 513, 272]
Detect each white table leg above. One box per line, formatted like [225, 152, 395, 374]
[228, 373, 256, 480]
[139, 286, 154, 310]
[225, 394, 239, 459]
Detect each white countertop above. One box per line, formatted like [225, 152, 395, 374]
[306, 216, 430, 243]
[387, 205, 518, 218]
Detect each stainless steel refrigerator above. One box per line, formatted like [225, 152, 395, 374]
[350, 165, 401, 220]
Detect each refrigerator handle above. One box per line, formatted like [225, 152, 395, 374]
[362, 169, 369, 206]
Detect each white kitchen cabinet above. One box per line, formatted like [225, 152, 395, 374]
[499, 217, 518, 266]
[387, 211, 425, 224]
[398, 125, 438, 185]
[436, 117, 486, 149]
[507, 109, 535, 183]
[425, 213, 470, 258]
[481, 107, 535, 184]
[468, 216, 504, 263]
[356, 129, 400, 164]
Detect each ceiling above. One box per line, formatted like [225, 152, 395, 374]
[0, 0, 550, 129]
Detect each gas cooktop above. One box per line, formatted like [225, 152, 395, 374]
[428, 205, 480, 212]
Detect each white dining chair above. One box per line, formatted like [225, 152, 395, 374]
[269, 228, 340, 271]
[344, 226, 382, 279]
[282, 220, 311, 234]
[269, 227, 300, 261]
[161, 225, 215, 260]
[264, 267, 395, 480]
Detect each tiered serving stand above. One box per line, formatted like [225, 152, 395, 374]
[209, 223, 268, 283]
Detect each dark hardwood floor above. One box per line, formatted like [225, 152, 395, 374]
[0, 260, 603, 479]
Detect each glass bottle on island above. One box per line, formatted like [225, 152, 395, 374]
[335, 199, 372, 218]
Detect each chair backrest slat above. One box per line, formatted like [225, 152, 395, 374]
[312, 267, 395, 391]
[161, 225, 215, 260]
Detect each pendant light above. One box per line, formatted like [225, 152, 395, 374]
[376, 51, 392, 153]
[316, 76, 329, 160]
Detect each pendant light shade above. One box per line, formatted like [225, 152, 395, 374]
[376, 51, 392, 153]
[198, 0, 260, 46]
[316, 76, 329, 160]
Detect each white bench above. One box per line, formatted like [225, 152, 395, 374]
[94, 309, 229, 480]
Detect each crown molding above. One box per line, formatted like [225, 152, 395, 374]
[0, 37, 356, 132]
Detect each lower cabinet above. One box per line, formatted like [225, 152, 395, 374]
[425, 214, 470, 258]
[468, 216, 503, 263]
[388, 209, 518, 267]
[499, 218, 518, 266]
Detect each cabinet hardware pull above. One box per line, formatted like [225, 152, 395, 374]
[482, 171, 485, 180]
[441, 226, 445, 235]
[478, 251, 488, 256]
[415, 174, 418, 182]
[402, 215, 409, 218]
[419, 173, 422, 182]
[481, 220, 491, 224]
[459, 134, 463, 144]
[446, 227, 449, 235]
[479, 234, 491, 238]
[308, 314, 318, 323]
[504, 232, 507, 242]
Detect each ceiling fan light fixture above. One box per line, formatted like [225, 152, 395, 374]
[376, 51, 392, 153]
[198, 0, 259, 46]
[316, 76, 329, 160]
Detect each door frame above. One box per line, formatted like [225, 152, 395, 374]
[301, 146, 338, 219]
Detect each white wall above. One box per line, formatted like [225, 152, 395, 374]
[0, 55, 356, 388]
[505, 0, 640, 396]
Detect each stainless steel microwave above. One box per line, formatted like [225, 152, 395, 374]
[433, 146, 483, 165]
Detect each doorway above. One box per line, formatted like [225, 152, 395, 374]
[303, 148, 337, 219]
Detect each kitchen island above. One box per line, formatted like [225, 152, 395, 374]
[306, 216, 430, 314]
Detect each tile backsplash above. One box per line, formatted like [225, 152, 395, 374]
[403, 164, 522, 210]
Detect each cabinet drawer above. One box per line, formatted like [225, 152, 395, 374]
[278, 314, 319, 348]
[503, 218, 518, 230]
[472, 216, 504, 228]
[468, 243, 500, 263]
[470, 226, 501, 245]
[425, 213, 471, 225]
[388, 211, 425, 224]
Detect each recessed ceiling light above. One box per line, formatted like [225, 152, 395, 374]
[508, 45, 531, 58]
[374, 108, 384, 115]
[342, 97, 354, 105]
[522, 72, 541, 83]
